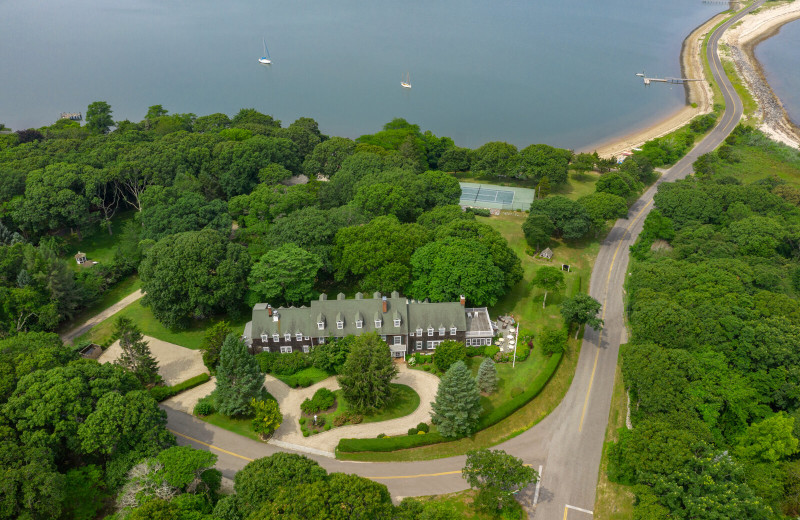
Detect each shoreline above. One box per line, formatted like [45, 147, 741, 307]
[586, 10, 726, 158]
[724, 1, 800, 148]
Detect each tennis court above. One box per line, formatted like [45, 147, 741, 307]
[459, 182, 535, 211]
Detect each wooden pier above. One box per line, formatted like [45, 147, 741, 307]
[60, 112, 82, 121]
[635, 72, 701, 87]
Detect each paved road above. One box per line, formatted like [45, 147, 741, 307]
[166, 2, 762, 514]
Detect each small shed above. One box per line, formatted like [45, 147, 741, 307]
[540, 247, 554, 260]
[75, 252, 87, 265]
[78, 343, 103, 360]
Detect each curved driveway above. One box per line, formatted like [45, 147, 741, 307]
[166, 2, 761, 514]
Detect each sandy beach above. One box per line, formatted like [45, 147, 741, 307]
[587, 12, 725, 158]
[590, 1, 800, 158]
[722, 1, 800, 149]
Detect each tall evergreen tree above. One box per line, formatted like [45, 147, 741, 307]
[337, 332, 398, 413]
[114, 316, 161, 386]
[476, 357, 498, 394]
[215, 334, 263, 417]
[431, 360, 483, 437]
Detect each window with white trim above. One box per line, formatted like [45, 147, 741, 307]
[416, 328, 423, 336]
[272, 333, 279, 342]
[393, 336, 402, 345]
[296, 333, 302, 341]
[304, 336, 310, 341]
[439, 327, 445, 336]
[428, 341, 442, 349]
[394, 318, 401, 327]
[318, 337, 325, 344]
[302, 345, 310, 353]
[416, 341, 423, 350]
[317, 321, 324, 330]
[337, 320, 343, 330]
[280, 346, 292, 354]
[375, 319, 382, 327]
[356, 320, 363, 329]
[381, 335, 386, 341]
[427, 327, 434, 337]
[261, 346, 269, 352]
[450, 327, 457, 335]
[261, 333, 269, 342]
[284, 333, 291, 342]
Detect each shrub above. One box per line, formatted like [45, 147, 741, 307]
[299, 417, 306, 425]
[251, 398, 282, 436]
[350, 414, 363, 424]
[433, 340, 467, 373]
[194, 401, 214, 416]
[466, 207, 491, 217]
[407, 357, 417, 366]
[484, 345, 500, 359]
[417, 430, 426, 435]
[149, 373, 212, 402]
[539, 327, 567, 355]
[272, 351, 312, 375]
[296, 376, 313, 388]
[377, 433, 386, 438]
[324, 424, 331, 431]
[337, 433, 447, 453]
[316, 416, 326, 427]
[514, 343, 530, 361]
[422, 365, 431, 371]
[254, 351, 278, 373]
[301, 388, 336, 414]
[408, 428, 419, 436]
[466, 346, 484, 357]
[303, 430, 309, 437]
[417, 423, 429, 433]
[333, 415, 348, 427]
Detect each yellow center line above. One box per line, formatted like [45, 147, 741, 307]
[170, 429, 255, 462]
[578, 199, 652, 432]
[564, 505, 569, 520]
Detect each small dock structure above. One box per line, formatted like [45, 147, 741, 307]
[60, 112, 82, 121]
[635, 72, 701, 87]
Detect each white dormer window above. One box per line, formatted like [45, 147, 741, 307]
[337, 320, 343, 330]
[272, 333, 279, 342]
[375, 319, 382, 328]
[356, 320, 363, 329]
[394, 319, 400, 327]
[439, 327, 445, 336]
[261, 333, 269, 342]
[284, 333, 291, 341]
[317, 321, 324, 330]
[450, 327, 457, 335]
[416, 328, 423, 336]
[296, 333, 302, 341]
[428, 327, 434, 336]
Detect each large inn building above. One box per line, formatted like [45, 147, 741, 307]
[242, 291, 495, 359]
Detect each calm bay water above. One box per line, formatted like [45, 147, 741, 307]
[755, 19, 800, 128]
[0, 0, 724, 149]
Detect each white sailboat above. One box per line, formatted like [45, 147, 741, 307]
[259, 39, 272, 65]
[401, 72, 411, 89]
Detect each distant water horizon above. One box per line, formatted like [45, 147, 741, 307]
[1, 0, 725, 149]
[755, 19, 800, 128]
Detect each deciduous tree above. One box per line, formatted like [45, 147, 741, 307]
[199, 320, 231, 374]
[560, 293, 603, 338]
[247, 243, 322, 307]
[531, 266, 564, 308]
[433, 340, 466, 373]
[86, 101, 114, 134]
[462, 449, 538, 513]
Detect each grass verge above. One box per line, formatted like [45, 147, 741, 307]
[721, 52, 759, 120]
[593, 362, 635, 520]
[274, 367, 332, 388]
[408, 489, 529, 520]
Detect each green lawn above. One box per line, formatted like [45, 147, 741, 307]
[713, 143, 800, 187]
[59, 275, 141, 337]
[65, 210, 136, 267]
[409, 489, 529, 519]
[466, 354, 548, 413]
[324, 383, 420, 426]
[274, 367, 332, 387]
[75, 299, 250, 350]
[479, 213, 601, 335]
[198, 413, 260, 442]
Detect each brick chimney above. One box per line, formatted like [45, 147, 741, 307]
[460, 295, 466, 307]
[382, 296, 387, 313]
[267, 304, 273, 317]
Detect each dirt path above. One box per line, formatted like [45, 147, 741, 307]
[98, 334, 208, 386]
[61, 289, 144, 344]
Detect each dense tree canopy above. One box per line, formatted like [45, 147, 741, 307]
[140, 229, 251, 328]
[529, 196, 593, 239]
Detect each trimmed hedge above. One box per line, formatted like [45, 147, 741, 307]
[337, 432, 446, 453]
[336, 351, 564, 454]
[150, 373, 211, 402]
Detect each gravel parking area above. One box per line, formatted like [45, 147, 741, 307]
[98, 335, 208, 386]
